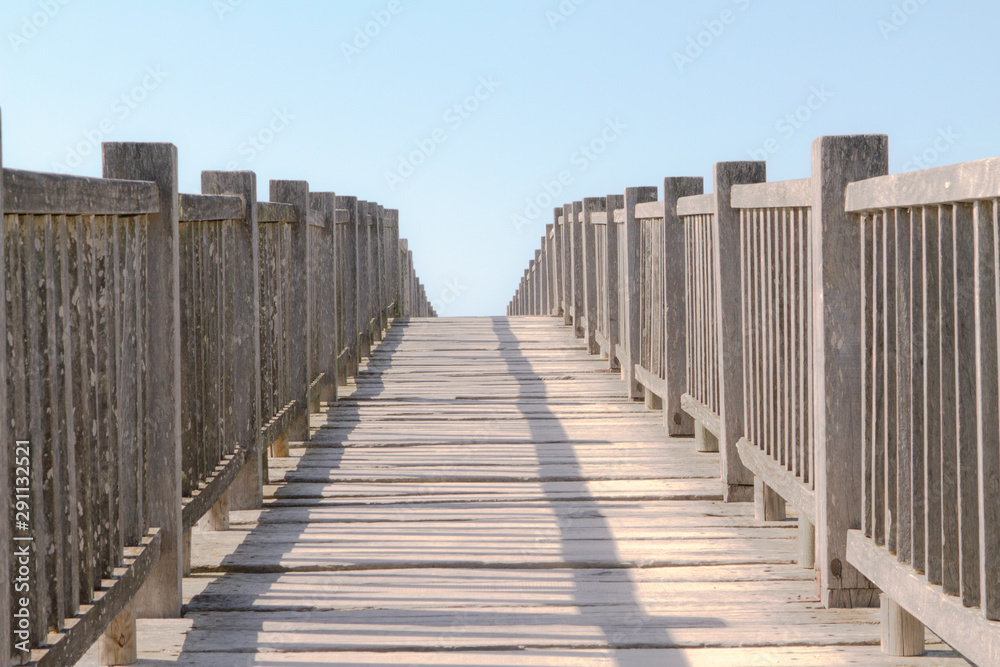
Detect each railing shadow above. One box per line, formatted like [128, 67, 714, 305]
[134, 317, 718, 665]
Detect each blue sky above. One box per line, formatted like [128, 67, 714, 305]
[2, 0, 998, 316]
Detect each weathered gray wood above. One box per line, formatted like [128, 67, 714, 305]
[37, 530, 160, 667]
[0, 108, 9, 667]
[974, 200, 1000, 619]
[3, 168, 159, 216]
[754, 477, 787, 522]
[847, 528, 995, 666]
[737, 438, 816, 524]
[681, 393, 722, 439]
[712, 162, 763, 502]
[178, 193, 243, 223]
[569, 201, 584, 335]
[731, 178, 811, 210]
[677, 192, 717, 217]
[800, 518, 816, 569]
[103, 142, 183, 619]
[810, 135, 888, 608]
[580, 197, 605, 354]
[604, 194, 623, 371]
[664, 177, 703, 436]
[310, 192, 339, 404]
[256, 202, 297, 224]
[880, 594, 925, 657]
[202, 171, 263, 511]
[622, 186, 658, 400]
[556, 207, 569, 323]
[846, 156, 1000, 211]
[270, 181, 311, 442]
[953, 202, 980, 609]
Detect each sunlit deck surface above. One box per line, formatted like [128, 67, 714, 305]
[80, 317, 968, 666]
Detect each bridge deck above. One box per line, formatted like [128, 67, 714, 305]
[80, 317, 967, 665]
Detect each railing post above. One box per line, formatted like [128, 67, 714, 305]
[623, 186, 658, 400]
[0, 108, 10, 667]
[568, 201, 584, 336]
[270, 180, 311, 441]
[386, 210, 400, 317]
[201, 171, 264, 511]
[604, 194, 624, 370]
[375, 204, 386, 338]
[712, 162, 764, 502]
[545, 223, 555, 315]
[311, 192, 340, 403]
[663, 178, 702, 436]
[555, 207, 568, 323]
[582, 197, 604, 354]
[103, 142, 183, 618]
[336, 196, 360, 374]
[810, 134, 888, 607]
[399, 237, 410, 317]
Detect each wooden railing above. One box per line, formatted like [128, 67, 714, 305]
[0, 110, 436, 666]
[507, 133, 1000, 662]
[844, 157, 1000, 665]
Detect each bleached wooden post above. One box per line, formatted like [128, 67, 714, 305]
[545, 223, 556, 315]
[582, 197, 604, 354]
[556, 208, 569, 324]
[622, 187, 658, 399]
[311, 192, 340, 403]
[712, 162, 764, 502]
[270, 180, 311, 441]
[604, 194, 624, 370]
[386, 210, 400, 317]
[811, 134, 889, 607]
[663, 177, 702, 436]
[568, 201, 584, 336]
[103, 142, 183, 618]
[202, 170, 264, 510]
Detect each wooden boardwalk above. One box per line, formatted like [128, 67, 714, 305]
[80, 317, 968, 666]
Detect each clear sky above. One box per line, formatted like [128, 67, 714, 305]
[2, 0, 998, 316]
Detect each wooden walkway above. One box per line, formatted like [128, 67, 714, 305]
[80, 317, 968, 666]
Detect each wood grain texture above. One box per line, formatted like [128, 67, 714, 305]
[80, 317, 968, 666]
[809, 135, 888, 608]
[103, 142, 183, 619]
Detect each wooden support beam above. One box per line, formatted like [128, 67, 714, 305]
[270, 180, 311, 441]
[880, 594, 925, 657]
[201, 170, 263, 511]
[711, 162, 764, 502]
[811, 135, 888, 607]
[103, 142, 183, 618]
[663, 177, 704, 437]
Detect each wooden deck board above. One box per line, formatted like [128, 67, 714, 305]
[76, 316, 970, 665]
